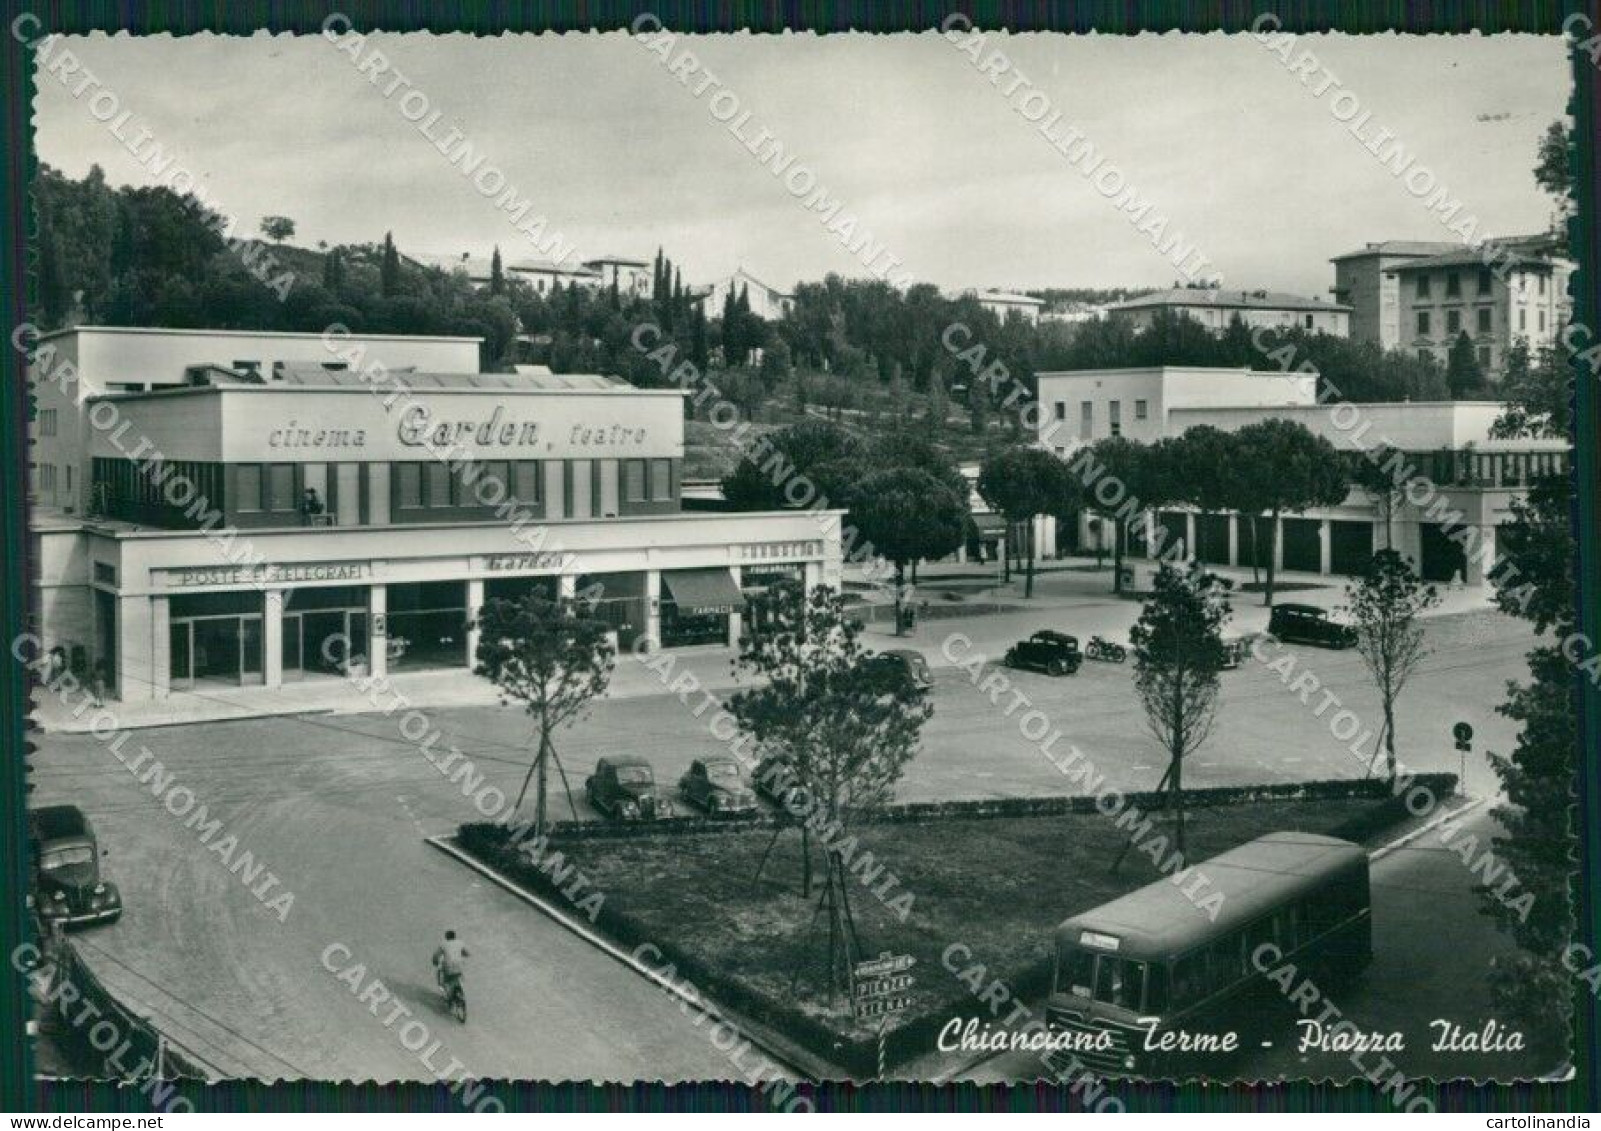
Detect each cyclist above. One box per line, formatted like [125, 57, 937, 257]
[432, 930, 469, 1001]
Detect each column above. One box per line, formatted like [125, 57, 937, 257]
[118, 595, 156, 703]
[728, 566, 743, 643]
[1226, 516, 1239, 567]
[1273, 517, 1285, 573]
[805, 560, 825, 591]
[264, 590, 285, 690]
[465, 578, 484, 666]
[558, 574, 577, 601]
[1466, 525, 1496, 586]
[1183, 513, 1196, 562]
[368, 584, 387, 681]
[1318, 520, 1332, 576]
[149, 595, 170, 701]
[643, 569, 662, 652]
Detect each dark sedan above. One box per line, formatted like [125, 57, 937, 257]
[1268, 603, 1358, 649]
[1004, 630, 1082, 676]
[585, 756, 673, 820]
[679, 757, 758, 815]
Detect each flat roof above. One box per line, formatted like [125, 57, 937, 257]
[34, 325, 484, 344]
[1035, 366, 1309, 379]
[1106, 289, 1350, 314]
[1055, 832, 1365, 958]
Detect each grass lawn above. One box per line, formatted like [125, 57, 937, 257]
[463, 791, 1424, 1074]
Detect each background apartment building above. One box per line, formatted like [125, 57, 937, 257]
[1103, 288, 1351, 336]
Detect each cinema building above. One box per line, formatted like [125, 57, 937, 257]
[1033, 366, 1568, 586]
[28, 327, 841, 703]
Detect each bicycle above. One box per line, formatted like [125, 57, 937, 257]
[436, 963, 467, 1023]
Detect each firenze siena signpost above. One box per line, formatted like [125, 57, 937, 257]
[852, 951, 915, 1078]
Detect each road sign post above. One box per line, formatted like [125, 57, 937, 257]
[851, 951, 915, 1080]
[1453, 721, 1474, 792]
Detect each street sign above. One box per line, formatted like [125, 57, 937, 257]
[1453, 721, 1474, 751]
[853, 951, 916, 980]
[854, 996, 913, 1019]
[853, 973, 914, 1000]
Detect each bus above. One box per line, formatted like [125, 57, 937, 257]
[1046, 832, 1371, 1077]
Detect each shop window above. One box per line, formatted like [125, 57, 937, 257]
[513, 461, 540, 505]
[651, 459, 673, 500]
[425, 463, 452, 507]
[396, 464, 422, 508]
[236, 465, 263, 512]
[268, 464, 296, 511]
[624, 459, 647, 502]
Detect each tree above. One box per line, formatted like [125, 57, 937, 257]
[490, 246, 505, 296]
[1342, 550, 1440, 780]
[259, 215, 296, 244]
[1349, 443, 1409, 550]
[728, 582, 929, 999]
[1446, 330, 1485, 398]
[1231, 419, 1349, 606]
[321, 247, 345, 293]
[977, 446, 1079, 598]
[1116, 562, 1230, 867]
[1534, 119, 1571, 226]
[849, 468, 967, 634]
[473, 596, 616, 840]
[1477, 312, 1576, 1032]
[720, 420, 864, 510]
[1080, 437, 1175, 595]
[380, 231, 400, 297]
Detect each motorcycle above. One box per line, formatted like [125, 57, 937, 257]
[1085, 636, 1127, 664]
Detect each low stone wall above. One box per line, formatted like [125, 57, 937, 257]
[467, 773, 1458, 843]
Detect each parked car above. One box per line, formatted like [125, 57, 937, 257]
[679, 756, 758, 814]
[27, 806, 122, 928]
[866, 649, 934, 693]
[754, 756, 811, 810]
[1220, 636, 1251, 670]
[1004, 630, 1082, 676]
[1267, 604, 1358, 649]
[585, 756, 672, 820]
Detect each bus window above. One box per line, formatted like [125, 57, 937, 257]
[1172, 954, 1205, 1008]
[1145, 964, 1170, 1013]
[1058, 948, 1095, 997]
[1094, 957, 1145, 1010]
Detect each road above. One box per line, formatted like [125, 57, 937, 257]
[30, 603, 1536, 1083]
[951, 803, 1563, 1086]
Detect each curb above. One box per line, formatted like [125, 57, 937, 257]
[424, 833, 840, 1086]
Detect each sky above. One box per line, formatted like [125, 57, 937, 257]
[32, 29, 1570, 297]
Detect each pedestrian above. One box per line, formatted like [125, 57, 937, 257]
[44, 645, 66, 687]
[90, 659, 108, 707]
[300, 487, 325, 524]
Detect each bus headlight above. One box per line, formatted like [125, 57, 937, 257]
[1122, 1055, 1136, 1070]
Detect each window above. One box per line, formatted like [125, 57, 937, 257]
[651, 459, 673, 501]
[1108, 400, 1122, 437]
[1446, 310, 1461, 335]
[1135, 399, 1148, 421]
[1539, 311, 1547, 333]
[38, 409, 56, 436]
[1304, 313, 1314, 329]
[425, 463, 452, 507]
[1477, 346, 1492, 368]
[1445, 271, 1460, 298]
[232, 359, 261, 375]
[1416, 311, 1431, 336]
[1539, 274, 1548, 295]
[1416, 274, 1431, 298]
[512, 461, 540, 504]
[396, 464, 422, 508]
[1079, 401, 1093, 440]
[268, 464, 296, 511]
[38, 464, 56, 491]
[624, 459, 647, 502]
[1519, 308, 1527, 332]
[476, 461, 510, 505]
[1054, 401, 1066, 421]
[1477, 308, 1492, 333]
[1477, 269, 1492, 296]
